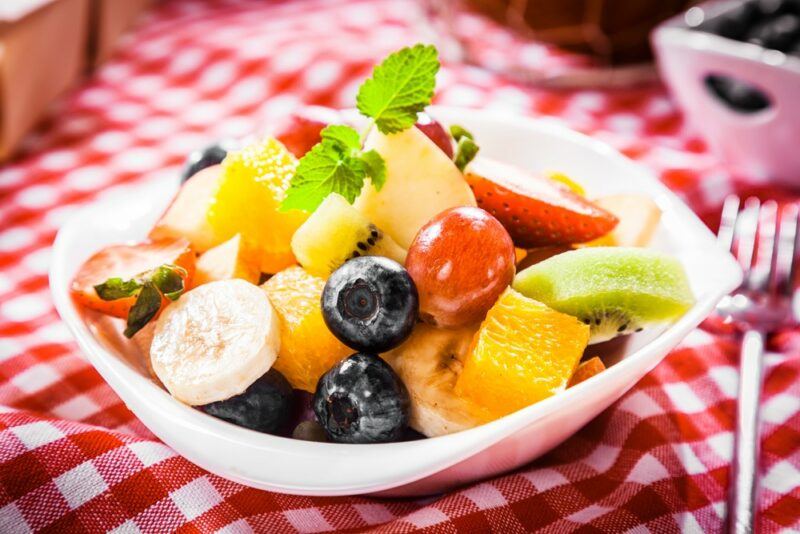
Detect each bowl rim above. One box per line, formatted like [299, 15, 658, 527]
[49, 105, 743, 495]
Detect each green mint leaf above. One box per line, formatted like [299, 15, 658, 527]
[151, 265, 186, 301]
[320, 125, 361, 153]
[280, 141, 366, 212]
[94, 277, 142, 300]
[124, 282, 162, 338]
[450, 124, 474, 142]
[358, 150, 386, 191]
[454, 137, 479, 172]
[356, 44, 440, 134]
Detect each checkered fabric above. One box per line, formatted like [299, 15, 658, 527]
[0, 0, 798, 532]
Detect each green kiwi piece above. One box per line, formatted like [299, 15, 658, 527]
[513, 247, 695, 344]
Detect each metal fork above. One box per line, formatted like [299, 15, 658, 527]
[716, 196, 799, 533]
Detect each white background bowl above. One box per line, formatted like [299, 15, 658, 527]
[49, 106, 742, 497]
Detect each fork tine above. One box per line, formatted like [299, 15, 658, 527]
[747, 200, 778, 292]
[736, 197, 761, 275]
[719, 195, 741, 252]
[774, 203, 799, 295]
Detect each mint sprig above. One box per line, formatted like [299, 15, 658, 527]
[357, 44, 440, 134]
[280, 44, 440, 213]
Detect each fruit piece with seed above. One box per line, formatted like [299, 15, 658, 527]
[208, 137, 308, 273]
[465, 157, 618, 248]
[151, 279, 280, 406]
[415, 112, 453, 158]
[513, 247, 695, 344]
[322, 257, 419, 353]
[290, 193, 407, 278]
[313, 352, 410, 443]
[582, 194, 661, 247]
[262, 267, 352, 392]
[181, 141, 236, 183]
[382, 324, 490, 437]
[568, 357, 606, 387]
[194, 234, 261, 286]
[72, 238, 195, 318]
[406, 206, 515, 328]
[200, 369, 293, 434]
[150, 165, 222, 252]
[455, 288, 589, 418]
[353, 126, 477, 249]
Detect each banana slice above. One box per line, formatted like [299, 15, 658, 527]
[151, 279, 280, 405]
[382, 324, 487, 437]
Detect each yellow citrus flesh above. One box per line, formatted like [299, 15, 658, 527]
[455, 288, 589, 418]
[208, 138, 307, 273]
[262, 267, 352, 392]
[548, 171, 586, 196]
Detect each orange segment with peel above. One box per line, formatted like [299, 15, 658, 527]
[455, 288, 589, 418]
[568, 357, 606, 387]
[262, 267, 352, 392]
[208, 138, 308, 273]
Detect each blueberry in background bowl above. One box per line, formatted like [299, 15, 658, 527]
[181, 140, 238, 183]
[696, 0, 800, 54]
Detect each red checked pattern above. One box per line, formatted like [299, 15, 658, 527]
[0, 0, 798, 532]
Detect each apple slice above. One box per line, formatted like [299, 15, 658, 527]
[149, 165, 222, 252]
[353, 127, 476, 249]
[585, 194, 662, 247]
[194, 234, 261, 286]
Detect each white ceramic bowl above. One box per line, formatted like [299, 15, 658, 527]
[652, 0, 800, 185]
[50, 106, 742, 497]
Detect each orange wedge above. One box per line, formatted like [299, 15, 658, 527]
[262, 267, 352, 392]
[208, 138, 308, 273]
[568, 356, 606, 387]
[455, 288, 589, 418]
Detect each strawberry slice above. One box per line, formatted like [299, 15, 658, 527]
[72, 238, 196, 320]
[465, 158, 618, 248]
[276, 107, 341, 158]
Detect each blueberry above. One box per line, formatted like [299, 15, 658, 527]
[701, 2, 760, 39]
[321, 256, 418, 353]
[313, 353, 409, 443]
[758, 0, 800, 18]
[747, 14, 800, 50]
[180, 140, 236, 183]
[199, 369, 293, 434]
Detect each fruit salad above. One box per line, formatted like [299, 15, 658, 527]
[71, 44, 695, 444]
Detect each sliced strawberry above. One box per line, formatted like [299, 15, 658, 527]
[276, 107, 341, 158]
[465, 158, 618, 248]
[72, 238, 196, 319]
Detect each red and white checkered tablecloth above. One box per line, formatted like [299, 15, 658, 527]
[0, 0, 798, 532]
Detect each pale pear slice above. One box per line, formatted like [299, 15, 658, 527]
[194, 234, 261, 286]
[354, 127, 476, 249]
[588, 194, 661, 247]
[149, 165, 222, 252]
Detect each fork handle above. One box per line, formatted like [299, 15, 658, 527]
[728, 329, 765, 534]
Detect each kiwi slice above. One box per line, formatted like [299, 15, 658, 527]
[290, 193, 407, 277]
[513, 247, 694, 344]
